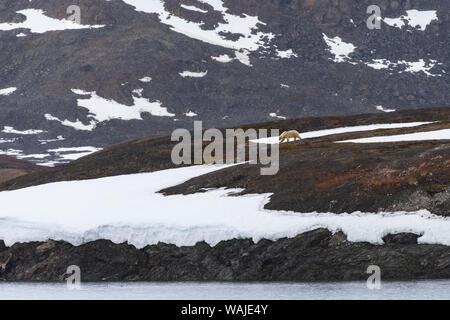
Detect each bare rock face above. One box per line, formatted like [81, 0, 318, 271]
[383, 233, 421, 245]
[1, 229, 450, 282]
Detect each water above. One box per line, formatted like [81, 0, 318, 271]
[1, 280, 450, 300]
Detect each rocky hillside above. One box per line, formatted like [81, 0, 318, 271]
[0, 107, 449, 282]
[164, 140, 450, 215]
[0, 0, 448, 164]
[1, 107, 448, 215]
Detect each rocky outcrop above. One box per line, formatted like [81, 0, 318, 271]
[382, 233, 421, 245]
[1, 229, 450, 281]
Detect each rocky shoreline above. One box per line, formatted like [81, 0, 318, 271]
[1, 229, 450, 282]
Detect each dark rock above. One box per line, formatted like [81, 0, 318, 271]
[36, 240, 57, 253]
[329, 231, 348, 247]
[383, 233, 422, 245]
[0, 240, 6, 252]
[1, 229, 450, 281]
[80, 64, 94, 72]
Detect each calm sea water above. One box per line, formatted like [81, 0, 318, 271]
[1, 281, 450, 300]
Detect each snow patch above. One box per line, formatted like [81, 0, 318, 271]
[2, 126, 45, 135]
[45, 146, 102, 163]
[0, 9, 104, 34]
[322, 34, 356, 63]
[403, 59, 441, 76]
[276, 49, 298, 59]
[139, 76, 152, 83]
[366, 59, 391, 70]
[120, 0, 273, 51]
[0, 149, 23, 157]
[251, 122, 433, 144]
[119, 0, 294, 66]
[269, 113, 286, 120]
[45, 114, 97, 131]
[384, 10, 438, 31]
[0, 144, 101, 166]
[72, 88, 175, 121]
[35, 146, 102, 167]
[47, 146, 100, 153]
[45, 89, 176, 131]
[365, 59, 443, 77]
[38, 136, 65, 145]
[323, 31, 443, 76]
[184, 111, 198, 117]
[211, 54, 234, 63]
[132, 88, 144, 97]
[179, 70, 208, 78]
[19, 153, 51, 160]
[180, 4, 208, 13]
[0, 87, 17, 96]
[338, 129, 450, 144]
[376, 106, 396, 113]
[234, 50, 252, 66]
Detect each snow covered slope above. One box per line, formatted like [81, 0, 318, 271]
[338, 129, 450, 143]
[251, 122, 434, 144]
[1, 163, 450, 248]
[0, 9, 103, 33]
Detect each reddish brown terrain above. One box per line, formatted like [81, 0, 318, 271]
[0, 155, 44, 184]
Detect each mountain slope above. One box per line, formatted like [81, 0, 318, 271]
[0, 0, 448, 164]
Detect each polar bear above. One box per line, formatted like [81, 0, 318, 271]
[279, 130, 302, 143]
